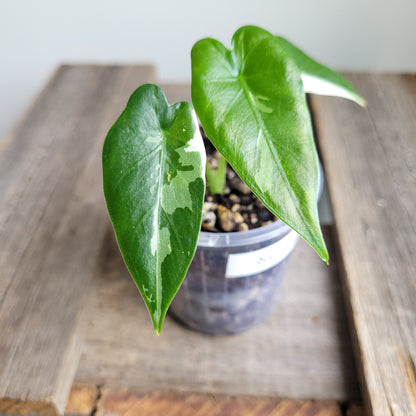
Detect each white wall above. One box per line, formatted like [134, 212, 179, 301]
[1, 0, 415, 139]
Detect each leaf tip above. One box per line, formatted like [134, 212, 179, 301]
[321, 247, 329, 265]
[151, 306, 170, 335]
[153, 319, 163, 335]
[358, 96, 367, 107]
[314, 232, 329, 264]
[351, 91, 366, 107]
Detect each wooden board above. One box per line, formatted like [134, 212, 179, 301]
[65, 385, 98, 416]
[310, 74, 416, 416]
[95, 389, 343, 416]
[74, 226, 359, 401]
[66, 386, 363, 416]
[0, 65, 155, 415]
[161, 83, 192, 102]
[66, 387, 364, 416]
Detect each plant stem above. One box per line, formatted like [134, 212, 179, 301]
[205, 153, 227, 195]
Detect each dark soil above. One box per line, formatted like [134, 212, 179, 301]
[201, 128, 278, 233]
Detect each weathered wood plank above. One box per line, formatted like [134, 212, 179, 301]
[65, 385, 98, 416]
[75, 224, 359, 400]
[310, 74, 416, 416]
[161, 83, 192, 103]
[0, 65, 155, 415]
[96, 388, 342, 416]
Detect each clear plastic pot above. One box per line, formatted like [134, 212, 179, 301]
[169, 166, 324, 335]
[169, 220, 298, 335]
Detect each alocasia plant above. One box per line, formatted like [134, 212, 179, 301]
[103, 25, 364, 334]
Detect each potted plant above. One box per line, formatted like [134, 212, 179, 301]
[102, 25, 364, 335]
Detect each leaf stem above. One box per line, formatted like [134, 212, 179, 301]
[205, 153, 227, 195]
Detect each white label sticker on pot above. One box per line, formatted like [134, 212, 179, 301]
[225, 230, 299, 278]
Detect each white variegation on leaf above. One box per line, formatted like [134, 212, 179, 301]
[300, 73, 365, 104]
[276, 36, 366, 106]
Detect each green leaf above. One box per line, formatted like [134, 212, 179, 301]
[192, 25, 328, 262]
[102, 84, 205, 334]
[277, 36, 366, 106]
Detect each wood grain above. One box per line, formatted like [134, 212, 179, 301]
[75, 224, 359, 401]
[96, 389, 342, 416]
[0, 65, 155, 415]
[65, 385, 98, 416]
[310, 74, 416, 416]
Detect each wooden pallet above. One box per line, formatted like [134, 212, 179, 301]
[0, 66, 415, 415]
[311, 74, 416, 416]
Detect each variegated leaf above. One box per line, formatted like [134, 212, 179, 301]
[103, 84, 205, 333]
[192, 25, 328, 262]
